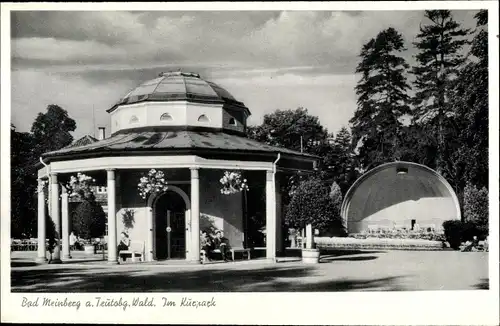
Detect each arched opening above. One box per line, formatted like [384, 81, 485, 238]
[228, 117, 237, 126]
[160, 113, 173, 121]
[197, 114, 209, 123]
[149, 185, 191, 261]
[129, 115, 139, 124]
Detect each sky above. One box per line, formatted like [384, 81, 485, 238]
[10, 10, 479, 139]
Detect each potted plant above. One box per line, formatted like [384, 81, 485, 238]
[67, 173, 106, 254]
[285, 177, 340, 263]
[72, 199, 106, 254]
[219, 170, 249, 247]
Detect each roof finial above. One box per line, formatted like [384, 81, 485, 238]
[159, 71, 200, 78]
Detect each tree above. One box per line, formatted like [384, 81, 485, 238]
[324, 127, 360, 194]
[350, 27, 411, 171]
[31, 104, 77, 157]
[463, 183, 488, 239]
[10, 105, 77, 239]
[285, 177, 345, 236]
[411, 10, 471, 175]
[10, 124, 37, 238]
[328, 181, 347, 236]
[396, 124, 439, 168]
[248, 107, 329, 153]
[449, 10, 488, 190]
[247, 107, 332, 204]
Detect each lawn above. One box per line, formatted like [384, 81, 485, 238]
[10, 249, 488, 292]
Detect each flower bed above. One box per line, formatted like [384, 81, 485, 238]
[315, 236, 445, 251]
[353, 230, 446, 242]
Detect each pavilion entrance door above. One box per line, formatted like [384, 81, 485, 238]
[154, 191, 186, 260]
[169, 212, 186, 259]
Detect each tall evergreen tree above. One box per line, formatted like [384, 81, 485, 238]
[411, 10, 471, 174]
[450, 10, 488, 190]
[350, 27, 411, 171]
[434, 9, 490, 208]
[324, 127, 359, 194]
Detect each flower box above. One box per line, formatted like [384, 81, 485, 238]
[315, 236, 444, 251]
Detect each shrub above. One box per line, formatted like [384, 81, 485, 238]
[461, 221, 480, 242]
[463, 183, 489, 239]
[442, 220, 464, 249]
[73, 200, 106, 241]
[285, 177, 345, 236]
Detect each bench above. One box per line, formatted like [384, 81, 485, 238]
[200, 247, 251, 263]
[119, 241, 145, 263]
[230, 248, 251, 261]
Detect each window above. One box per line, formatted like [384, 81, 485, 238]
[160, 113, 173, 121]
[228, 117, 237, 126]
[129, 115, 139, 124]
[197, 114, 209, 123]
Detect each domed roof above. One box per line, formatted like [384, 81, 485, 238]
[107, 71, 248, 113]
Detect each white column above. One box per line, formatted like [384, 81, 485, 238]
[306, 224, 313, 249]
[147, 205, 154, 262]
[275, 174, 283, 255]
[36, 179, 47, 263]
[107, 169, 118, 264]
[266, 170, 277, 261]
[190, 168, 200, 263]
[185, 209, 191, 259]
[50, 173, 61, 263]
[61, 188, 71, 259]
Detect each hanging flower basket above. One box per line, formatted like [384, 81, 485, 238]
[220, 171, 249, 195]
[36, 179, 49, 193]
[138, 169, 168, 200]
[36, 179, 49, 203]
[67, 172, 96, 201]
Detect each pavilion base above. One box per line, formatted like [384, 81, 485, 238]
[107, 260, 119, 265]
[49, 258, 62, 264]
[35, 257, 48, 264]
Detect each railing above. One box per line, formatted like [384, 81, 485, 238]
[11, 237, 108, 252]
[11, 239, 40, 251]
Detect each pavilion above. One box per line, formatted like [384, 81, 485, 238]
[341, 161, 461, 234]
[35, 71, 318, 264]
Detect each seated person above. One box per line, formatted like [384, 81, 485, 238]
[461, 240, 473, 252]
[213, 230, 230, 262]
[117, 232, 131, 253]
[200, 230, 214, 261]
